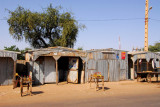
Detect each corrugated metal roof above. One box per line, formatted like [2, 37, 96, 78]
[128, 51, 147, 55]
[128, 51, 160, 56]
[26, 46, 86, 61]
[0, 50, 19, 61]
[27, 46, 85, 53]
[0, 50, 20, 54]
[86, 48, 128, 53]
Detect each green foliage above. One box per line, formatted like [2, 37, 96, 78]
[7, 4, 84, 48]
[4, 45, 31, 60]
[77, 47, 83, 50]
[149, 42, 160, 52]
[4, 45, 20, 52]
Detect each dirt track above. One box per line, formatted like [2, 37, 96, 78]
[1, 79, 160, 107]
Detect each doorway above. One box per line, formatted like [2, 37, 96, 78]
[58, 57, 83, 84]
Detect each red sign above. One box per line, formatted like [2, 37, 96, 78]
[121, 52, 126, 60]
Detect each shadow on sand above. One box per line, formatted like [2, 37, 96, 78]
[22, 91, 44, 97]
[32, 91, 44, 95]
[97, 87, 110, 91]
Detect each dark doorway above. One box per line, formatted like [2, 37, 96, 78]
[128, 58, 133, 79]
[58, 57, 83, 84]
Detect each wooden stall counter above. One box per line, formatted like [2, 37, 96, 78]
[89, 72, 104, 91]
[137, 71, 160, 82]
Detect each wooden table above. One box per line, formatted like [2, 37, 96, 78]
[137, 71, 160, 82]
[89, 74, 104, 91]
[20, 77, 32, 97]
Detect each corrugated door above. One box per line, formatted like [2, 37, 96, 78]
[0, 58, 7, 85]
[98, 60, 108, 81]
[120, 60, 127, 80]
[7, 58, 14, 85]
[0, 58, 14, 85]
[108, 60, 120, 82]
[86, 59, 97, 82]
[44, 57, 56, 83]
[68, 58, 79, 83]
[33, 61, 44, 85]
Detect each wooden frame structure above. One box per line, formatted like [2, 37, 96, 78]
[25, 47, 86, 85]
[128, 51, 160, 80]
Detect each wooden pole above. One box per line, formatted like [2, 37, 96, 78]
[137, 59, 139, 72]
[144, 0, 149, 51]
[147, 61, 149, 71]
[133, 62, 135, 80]
[56, 60, 58, 85]
[82, 61, 85, 84]
[13, 61, 16, 89]
[108, 62, 110, 81]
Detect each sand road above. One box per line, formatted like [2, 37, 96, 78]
[1, 80, 160, 107]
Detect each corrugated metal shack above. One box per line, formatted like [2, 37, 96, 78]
[128, 51, 160, 79]
[85, 48, 128, 82]
[25, 47, 86, 85]
[0, 50, 19, 85]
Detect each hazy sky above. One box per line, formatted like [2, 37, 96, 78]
[0, 0, 160, 51]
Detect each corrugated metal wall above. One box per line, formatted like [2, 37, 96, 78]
[33, 60, 44, 85]
[108, 60, 120, 82]
[0, 57, 14, 85]
[44, 57, 56, 83]
[85, 50, 128, 82]
[32, 56, 56, 85]
[97, 60, 108, 81]
[119, 60, 127, 80]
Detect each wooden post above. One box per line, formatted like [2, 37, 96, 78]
[56, 60, 58, 85]
[156, 74, 158, 82]
[13, 61, 17, 89]
[52, 56, 60, 85]
[137, 59, 139, 72]
[82, 61, 85, 84]
[147, 61, 149, 71]
[102, 76, 104, 91]
[133, 62, 135, 80]
[108, 62, 110, 81]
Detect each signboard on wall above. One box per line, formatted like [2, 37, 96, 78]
[69, 58, 79, 70]
[121, 52, 126, 60]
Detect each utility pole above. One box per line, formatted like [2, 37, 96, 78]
[144, 0, 152, 51]
[144, 0, 149, 51]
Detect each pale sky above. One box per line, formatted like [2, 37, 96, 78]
[0, 0, 160, 51]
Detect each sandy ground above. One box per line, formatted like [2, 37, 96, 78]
[1, 78, 160, 107]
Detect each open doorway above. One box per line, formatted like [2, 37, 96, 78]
[128, 58, 133, 79]
[58, 57, 83, 84]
